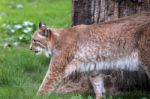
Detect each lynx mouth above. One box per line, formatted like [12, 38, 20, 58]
[34, 50, 39, 53]
[35, 51, 42, 55]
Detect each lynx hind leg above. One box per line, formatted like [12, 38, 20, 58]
[90, 74, 106, 99]
[138, 25, 150, 79]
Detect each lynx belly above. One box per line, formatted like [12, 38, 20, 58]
[75, 48, 140, 73]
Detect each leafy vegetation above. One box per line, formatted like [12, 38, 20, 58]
[0, 0, 150, 99]
[0, 0, 71, 45]
[1, 21, 35, 46]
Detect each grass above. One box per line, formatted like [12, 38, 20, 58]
[0, 0, 71, 27]
[0, 47, 48, 99]
[0, 0, 150, 99]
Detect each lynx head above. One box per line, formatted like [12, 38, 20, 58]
[30, 22, 53, 57]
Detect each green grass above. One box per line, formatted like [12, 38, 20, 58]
[0, 0, 150, 99]
[0, 0, 71, 27]
[0, 47, 47, 98]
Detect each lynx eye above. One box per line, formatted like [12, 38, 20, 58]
[33, 39, 36, 42]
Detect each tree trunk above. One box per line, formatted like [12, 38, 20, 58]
[72, 0, 150, 25]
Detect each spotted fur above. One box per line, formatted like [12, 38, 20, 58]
[30, 12, 150, 98]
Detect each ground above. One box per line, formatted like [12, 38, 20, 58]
[0, 0, 150, 99]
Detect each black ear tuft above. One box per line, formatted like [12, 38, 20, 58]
[39, 21, 45, 28]
[39, 21, 42, 28]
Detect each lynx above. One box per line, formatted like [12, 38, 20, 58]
[30, 12, 150, 99]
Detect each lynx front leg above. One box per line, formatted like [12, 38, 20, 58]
[37, 56, 82, 95]
[90, 75, 106, 99]
[37, 64, 65, 95]
[37, 53, 70, 95]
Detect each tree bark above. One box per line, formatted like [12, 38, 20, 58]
[72, 0, 150, 25]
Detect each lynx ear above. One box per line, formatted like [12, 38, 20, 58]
[44, 29, 49, 37]
[38, 22, 45, 28]
[42, 28, 52, 38]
